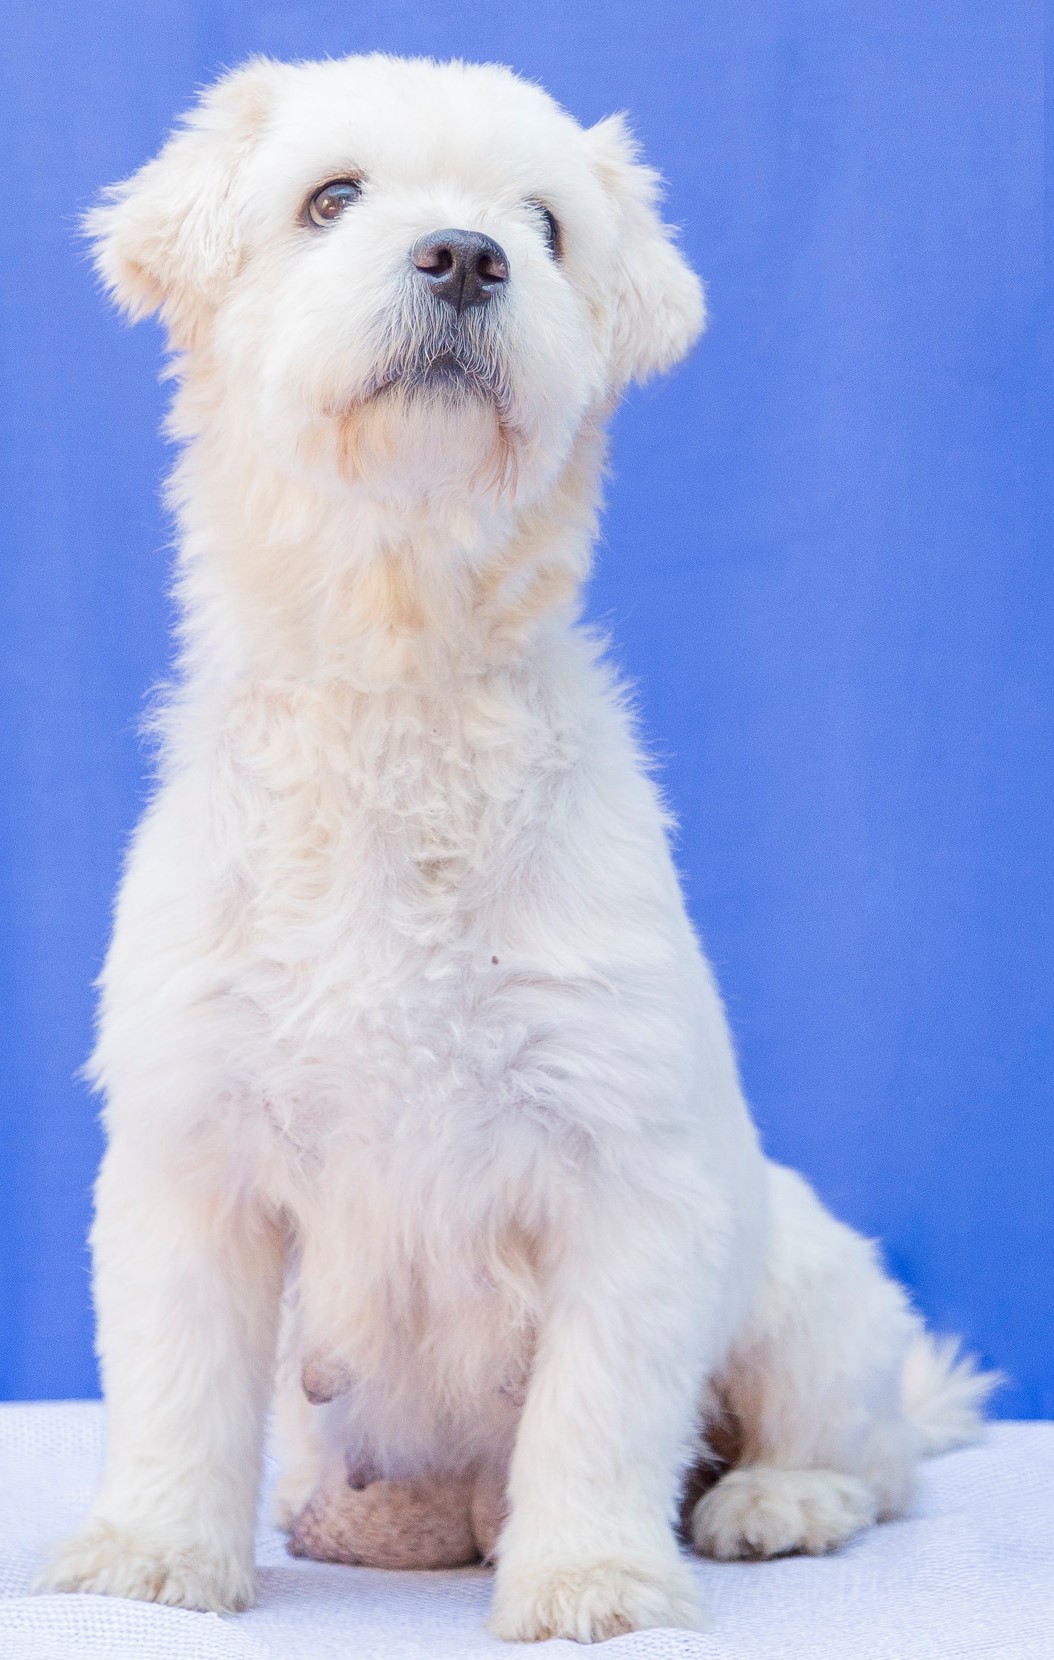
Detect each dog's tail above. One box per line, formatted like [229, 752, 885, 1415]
[902, 1330, 1002, 1456]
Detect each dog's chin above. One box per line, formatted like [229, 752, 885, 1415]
[330, 371, 516, 504]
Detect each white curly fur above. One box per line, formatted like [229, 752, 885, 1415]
[36, 54, 995, 1643]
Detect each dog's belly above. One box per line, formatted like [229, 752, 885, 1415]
[269, 1076, 541, 1476]
[244, 959, 560, 1476]
[294, 1220, 533, 1479]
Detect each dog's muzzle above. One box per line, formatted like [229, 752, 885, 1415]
[366, 238, 512, 409]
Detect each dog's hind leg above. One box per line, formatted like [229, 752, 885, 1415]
[690, 1162, 922, 1561]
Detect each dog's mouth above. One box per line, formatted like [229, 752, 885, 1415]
[364, 300, 511, 413]
[367, 350, 508, 413]
[370, 349, 498, 403]
[413, 350, 480, 390]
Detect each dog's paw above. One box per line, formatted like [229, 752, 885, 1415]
[489, 1553, 704, 1644]
[691, 1466, 877, 1560]
[35, 1519, 255, 1611]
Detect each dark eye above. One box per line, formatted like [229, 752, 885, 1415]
[530, 201, 561, 259]
[305, 178, 363, 227]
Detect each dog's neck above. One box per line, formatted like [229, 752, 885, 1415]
[169, 387, 607, 696]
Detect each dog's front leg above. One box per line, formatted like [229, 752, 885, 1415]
[37, 1139, 283, 1611]
[489, 1179, 712, 1643]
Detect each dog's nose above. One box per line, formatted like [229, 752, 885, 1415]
[410, 229, 509, 314]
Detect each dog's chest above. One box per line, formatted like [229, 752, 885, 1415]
[226, 673, 560, 895]
[217, 674, 577, 1144]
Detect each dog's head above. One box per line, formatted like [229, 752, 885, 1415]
[88, 56, 704, 507]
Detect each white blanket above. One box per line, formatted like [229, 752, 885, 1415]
[0, 1403, 1050, 1659]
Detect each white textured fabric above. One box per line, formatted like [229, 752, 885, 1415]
[0, 1404, 1050, 1660]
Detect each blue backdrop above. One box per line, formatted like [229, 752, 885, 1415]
[0, 3, 1049, 1416]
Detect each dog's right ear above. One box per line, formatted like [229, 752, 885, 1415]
[85, 59, 280, 348]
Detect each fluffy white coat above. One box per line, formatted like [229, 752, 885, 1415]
[38, 55, 993, 1643]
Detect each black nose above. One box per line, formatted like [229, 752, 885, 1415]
[410, 229, 510, 314]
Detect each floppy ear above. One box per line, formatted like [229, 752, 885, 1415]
[585, 114, 706, 388]
[84, 59, 280, 348]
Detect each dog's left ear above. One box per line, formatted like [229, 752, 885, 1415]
[85, 58, 281, 349]
[585, 114, 706, 389]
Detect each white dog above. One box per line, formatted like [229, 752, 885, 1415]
[39, 54, 993, 1643]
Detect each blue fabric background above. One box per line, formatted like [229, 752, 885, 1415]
[0, 3, 1049, 1415]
